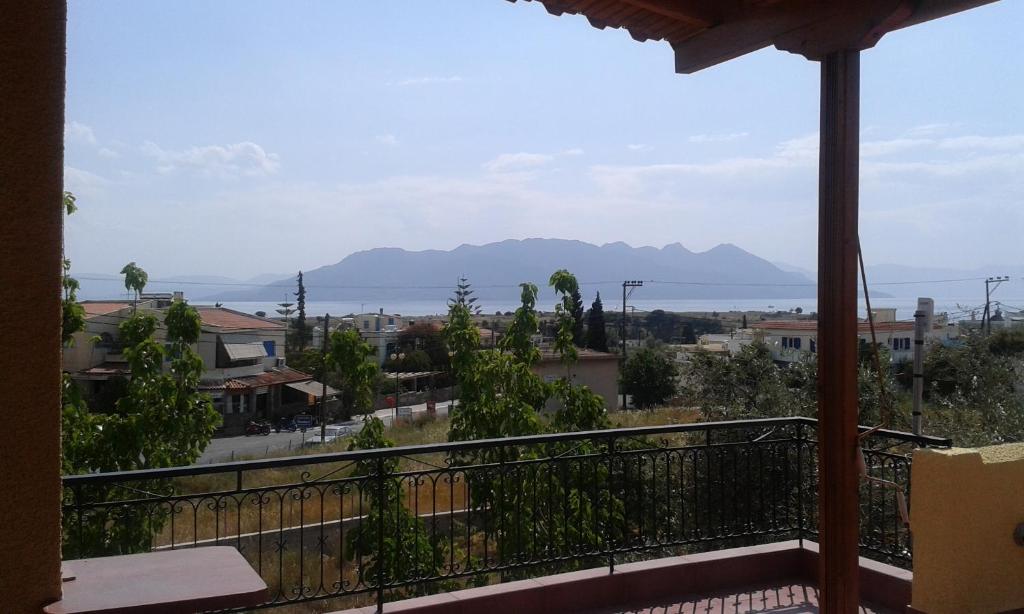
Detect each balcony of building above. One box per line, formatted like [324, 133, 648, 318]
[55, 417, 950, 613]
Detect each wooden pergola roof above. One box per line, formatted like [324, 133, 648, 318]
[509, 0, 997, 72]
[504, 2, 999, 612]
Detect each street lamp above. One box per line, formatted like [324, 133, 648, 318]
[447, 350, 455, 413]
[390, 351, 405, 423]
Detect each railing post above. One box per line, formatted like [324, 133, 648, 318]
[797, 421, 805, 546]
[376, 456, 386, 613]
[605, 435, 616, 574]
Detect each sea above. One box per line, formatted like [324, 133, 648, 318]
[217, 296, 1018, 323]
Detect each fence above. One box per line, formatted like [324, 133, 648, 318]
[61, 416, 950, 611]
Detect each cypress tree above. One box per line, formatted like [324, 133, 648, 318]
[295, 271, 308, 351]
[585, 292, 609, 352]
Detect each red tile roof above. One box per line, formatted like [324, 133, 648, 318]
[222, 367, 311, 390]
[752, 320, 917, 333]
[81, 302, 131, 317]
[195, 307, 283, 331]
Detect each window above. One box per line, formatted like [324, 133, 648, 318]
[263, 340, 276, 357]
[793, 337, 802, 350]
[810, 339, 816, 353]
[781, 337, 789, 349]
[363, 319, 369, 330]
[388, 317, 394, 326]
[903, 338, 911, 350]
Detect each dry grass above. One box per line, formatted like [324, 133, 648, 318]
[139, 408, 703, 611]
[608, 405, 701, 428]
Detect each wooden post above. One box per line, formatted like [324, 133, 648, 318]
[0, 2, 67, 611]
[817, 48, 861, 614]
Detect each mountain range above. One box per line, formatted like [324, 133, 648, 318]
[205, 239, 820, 303]
[77, 239, 1020, 306]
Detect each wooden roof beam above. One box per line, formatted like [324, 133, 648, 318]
[617, 0, 717, 28]
[673, 0, 1000, 73]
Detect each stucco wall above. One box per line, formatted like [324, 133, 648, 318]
[533, 357, 620, 411]
[0, 2, 67, 610]
[911, 443, 1024, 614]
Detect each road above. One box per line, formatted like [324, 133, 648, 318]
[195, 399, 456, 464]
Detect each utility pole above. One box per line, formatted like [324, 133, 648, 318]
[320, 313, 330, 444]
[983, 276, 1010, 335]
[912, 309, 925, 436]
[621, 280, 643, 410]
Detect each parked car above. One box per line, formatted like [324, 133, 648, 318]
[303, 425, 351, 446]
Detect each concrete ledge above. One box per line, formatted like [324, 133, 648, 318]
[330, 541, 912, 614]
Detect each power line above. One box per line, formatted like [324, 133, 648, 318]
[72, 274, 1015, 292]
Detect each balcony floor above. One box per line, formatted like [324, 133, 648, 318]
[590, 581, 896, 614]
[334, 541, 911, 614]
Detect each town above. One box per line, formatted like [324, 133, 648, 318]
[5, 2, 1024, 614]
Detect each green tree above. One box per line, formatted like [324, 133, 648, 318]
[119, 261, 148, 311]
[346, 416, 446, 594]
[326, 328, 379, 419]
[294, 271, 308, 351]
[570, 285, 585, 347]
[620, 347, 679, 409]
[398, 322, 450, 369]
[645, 310, 679, 342]
[923, 332, 1024, 445]
[681, 343, 785, 419]
[62, 302, 220, 557]
[449, 276, 481, 315]
[586, 292, 609, 352]
[61, 192, 85, 345]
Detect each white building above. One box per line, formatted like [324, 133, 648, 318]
[353, 309, 413, 364]
[750, 299, 955, 364]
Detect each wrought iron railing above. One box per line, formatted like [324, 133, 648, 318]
[61, 416, 949, 611]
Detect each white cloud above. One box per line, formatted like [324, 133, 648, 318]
[375, 134, 398, 146]
[904, 123, 956, 138]
[938, 135, 1024, 151]
[64, 166, 111, 199]
[66, 121, 97, 145]
[482, 148, 584, 173]
[395, 76, 463, 86]
[97, 147, 120, 159]
[627, 144, 651, 152]
[688, 132, 749, 144]
[141, 141, 280, 177]
[482, 152, 554, 173]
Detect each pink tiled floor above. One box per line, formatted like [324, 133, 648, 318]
[592, 581, 898, 614]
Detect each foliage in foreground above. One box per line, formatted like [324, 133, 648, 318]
[346, 416, 448, 593]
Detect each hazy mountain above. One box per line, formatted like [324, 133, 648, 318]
[75, 272, 288, 301]
[207, 239, 821, 303]
[772, 261, 816, 283]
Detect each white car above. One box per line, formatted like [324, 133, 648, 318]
[303, 425, 350, 446]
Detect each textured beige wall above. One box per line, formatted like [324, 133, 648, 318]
[0, 2, 67, 611]
[533, 357, 620, 411]
[911, 444, 1024, 614]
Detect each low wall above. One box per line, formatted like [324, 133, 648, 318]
[911, 443, 1024, 614]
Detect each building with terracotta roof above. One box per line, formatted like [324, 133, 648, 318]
[64, 298, 335, 435]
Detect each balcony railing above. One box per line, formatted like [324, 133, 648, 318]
[61, 416, 950, 612]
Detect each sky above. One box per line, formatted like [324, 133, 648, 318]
[64, 0, 1024, 280]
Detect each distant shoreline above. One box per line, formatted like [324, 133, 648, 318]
[211, 296, 1001, 323]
